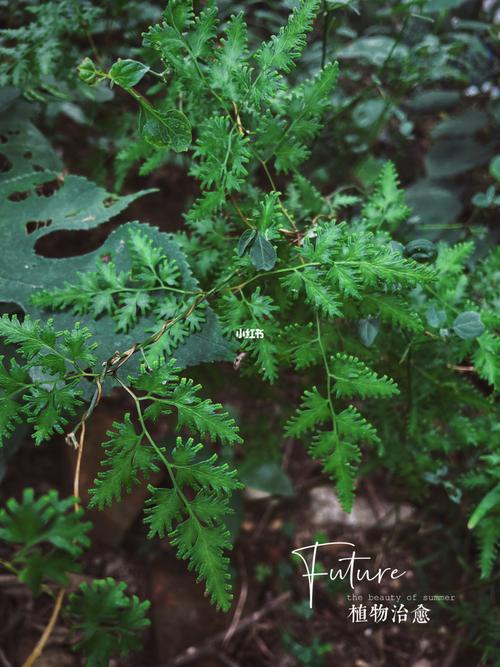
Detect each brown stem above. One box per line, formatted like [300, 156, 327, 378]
[21, 588, 65, 667]
[73, 420, 86, 511]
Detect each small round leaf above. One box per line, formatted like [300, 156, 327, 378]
[249, 234, 277, 271]
[358, 318, 379, 347]
[78, 57, 101, 85]
[404, 238, 437, 263]
[452, 311, 485, 340]
[139, 108, 191, 152]
[237, 230, 257, 257]
[489, 155, 500, 181]
[426, 304, 446, 328]
[109, 59, 149, 88]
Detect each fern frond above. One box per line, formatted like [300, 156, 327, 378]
[144, 436, 241, 611]
[363, 294, 424, 332]
[131, 362, 241, 446]
[89, 415, 160, 509]
[171, 516, 232, 610]
[0, 489, 91, 594]
[67, 578, 150, 666]
[254, 0, 321, 78]
[191, 116, 250, 193]
[285, 387, 330, 437]
[310, 430, 361, 511]
[362, 162, 410, 231]
[331, 353, 400, 399]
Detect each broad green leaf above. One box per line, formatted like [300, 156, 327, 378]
[352, 98, 386, 129]
[237, 229, 257, 257]
[109, 59, 150, 88]
[425, 138, 492, 179]
[425, 0, 467, 11]
[406, 180, 462, 233]
[472, 187, 498, 209]
[339, 37, 409, 66]
[408, 90, 461, 113]
[250, 234, 277, 271]
[139, 107, 191, 151]
[78, 57, 102, 85]
[453, 311, 485, 340]
[0, 113, 234, 388]
[426, 304, 446, 328]
[358, 317, 379, 347]
[431, 109, 488, 139]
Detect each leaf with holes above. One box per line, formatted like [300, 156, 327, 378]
[0, 113, 234, 390]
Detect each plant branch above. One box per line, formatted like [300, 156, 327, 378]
[21, 588, 65, 667]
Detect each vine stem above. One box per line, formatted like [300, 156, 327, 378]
[73, 421, 86, 512]
[21, 589, 65, 667]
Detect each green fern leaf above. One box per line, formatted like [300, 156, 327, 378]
[89, 415, 160, 509]
[331, 353, 400, 399]
[362, 162, 410, 231]
[310, 431, 361, 511]
[363, 294, 424, 332]
[285, 387, 330, 437]
[170, 516, 233, 610]
[0, 489, 91, 594]
[67, 578, 150, 667]
[171, 438, 241, 493]
[255, 0, 319, 72]
[336, 406, 381, 445]
[144, 486, 183, 538]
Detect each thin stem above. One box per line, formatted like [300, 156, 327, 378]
[315, 314, 339, 443]
[252, 149, 297, 230]
[21, 589, 65, 667]
[227, 263, 320, 293]
[115, 378, 197, 522]
[70, 0, 100, 63]
[230, 197, 254, 230]
[0, 558, 18, 576]
[73, 421, 86, 512]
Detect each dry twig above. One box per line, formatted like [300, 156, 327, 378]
[161, 592, 291, 667]
[21, 588, 65, 667]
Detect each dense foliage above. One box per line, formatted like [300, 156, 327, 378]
[0, 0, 498, 665]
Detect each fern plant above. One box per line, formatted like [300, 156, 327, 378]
[78, 0, 498, 573]
[0, 489, 150, 666]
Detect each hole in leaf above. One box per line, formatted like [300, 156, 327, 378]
[0, 154, 12, 172]
[35, 222, 118, 258]
[0, 134, 7, 144]
[8, 190, 31, 202]
[103, 196, 118, 208]
[26, 219, 53, 235]
[35, 179, 61, 197]
[23, 151, 33, 159]
[6, 129, 20, 136]
[33, 164, 45, 172]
